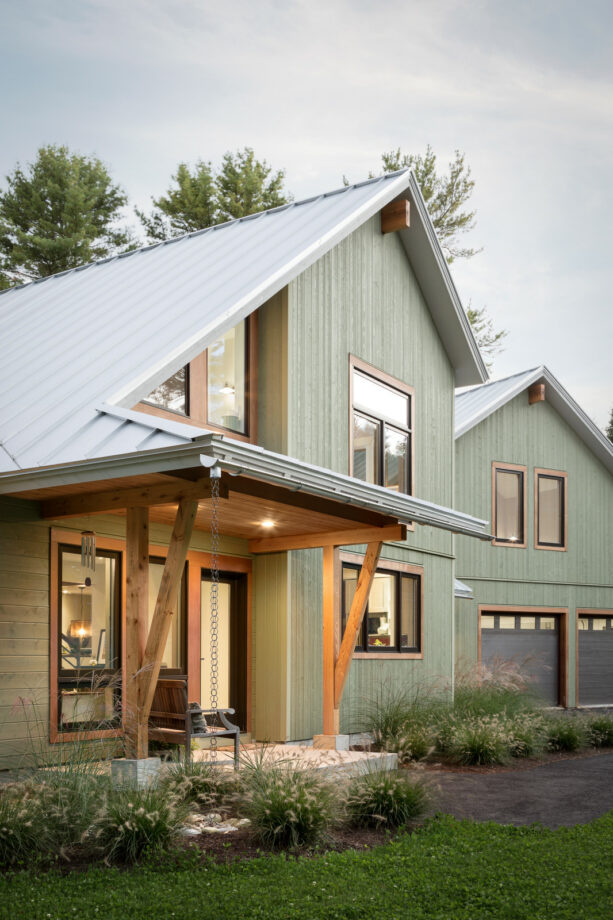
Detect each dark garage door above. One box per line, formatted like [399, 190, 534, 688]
[578, 615, 613, 706]
[481, 612, 559, 705]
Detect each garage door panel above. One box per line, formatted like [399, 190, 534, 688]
[578, 621, 613, 706]
[481, 614, 559, 706]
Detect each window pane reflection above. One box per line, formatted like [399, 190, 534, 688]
[149, 560, 183, 670]
[60, 551, 118, 672]
[353, 371, 408, 426]
[353, 414, 379, 484]
[400, 576, 418, 649]
[207, 322, 246, 433]
[143, 367, 188, 415]
[538, 476, 563, 545]
[385, 428, 408, 492]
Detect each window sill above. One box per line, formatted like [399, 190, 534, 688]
[491, 539, 526, 548]
[352, 652, 423, 660]
[535, 543, 567, 552]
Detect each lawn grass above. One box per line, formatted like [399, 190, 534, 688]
[4, 813, 613, 920]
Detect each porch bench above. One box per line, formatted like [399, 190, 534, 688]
[148, 678, 240, 768]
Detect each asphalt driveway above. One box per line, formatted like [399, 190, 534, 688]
[425, 752, 613, 828]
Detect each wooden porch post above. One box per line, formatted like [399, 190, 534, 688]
[322, 544, 339, 735]
[137, 499, 198, 755]
[124, 506, 149, 759]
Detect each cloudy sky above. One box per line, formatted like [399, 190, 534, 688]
[1, 0, 611, 427]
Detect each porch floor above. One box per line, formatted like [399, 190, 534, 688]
[192, 743, 398, 777]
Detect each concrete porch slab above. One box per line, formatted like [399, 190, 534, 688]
[192, 743, 398, 777]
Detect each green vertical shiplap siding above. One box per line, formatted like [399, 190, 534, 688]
[252, 553, 289, 741]
[454, 393, 613, 702]
[285, 214, 459, 738]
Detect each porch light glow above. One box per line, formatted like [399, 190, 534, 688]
[260, 519, 276, 528]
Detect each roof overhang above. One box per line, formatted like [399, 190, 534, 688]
[0, 434, 492, 541]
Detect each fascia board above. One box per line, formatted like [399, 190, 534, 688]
[396, 174, 488, 387]
[0, 434, 492, 540]
[107, 171, 416, 408]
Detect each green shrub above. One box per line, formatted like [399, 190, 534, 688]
[587, 715, 613, 748]
[448, 715, 510, 766]
[159, 760, 236, 809]
[546, 716, 587, 753]
[0, 788, 48, 867]
[239, 765, 337, 849]
[344, 770, 429, 829]
[89, 788, 188, 864]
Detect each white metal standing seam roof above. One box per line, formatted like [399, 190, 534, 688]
[455, 366, 613, 476]
[0, 170, 486, 473]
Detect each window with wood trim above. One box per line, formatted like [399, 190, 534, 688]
[350, 357, 413, 494]
[535, 469, 567, 550]
[137, 315, 257, 441]
[57, 545, 122, 733]
[492, 462, 527, 547]
[148, 557, 187, 672]
[341, 562, 421, 654]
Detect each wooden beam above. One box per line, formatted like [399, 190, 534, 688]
[40, 477, 227, 519]
[248, 523, 406, 554]
[124, 506, 149, 759]
[322, 545, 339, 735]
[529, 383, 546, 405]
[136, 499, 198, 755]
[381, 199, 410, 234]
[334, 542, 382, 709]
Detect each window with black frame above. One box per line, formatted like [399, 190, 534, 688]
[341, 563, 421, 653]
[351, 365, 412, 494]
[58, 546, 122, 732]
[536, 472, 566, 549]
[493, 465, 525, 545]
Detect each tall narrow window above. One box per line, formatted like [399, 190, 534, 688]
[207, 321, 247, 433]
[341, 562, 421, 654]
[493, 463, 526, 546]
[350, 359, 412, 494]
[58, 546, 121, 732]
[535, 470, 567, 550]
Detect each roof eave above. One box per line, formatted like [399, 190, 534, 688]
[0, 435, 492, 540]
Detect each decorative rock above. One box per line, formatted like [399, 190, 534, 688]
[201, 824, 237, 834]
[202, 812, 223, 824]
[235, 818, 251, 827]
[180, 827, 202, 837]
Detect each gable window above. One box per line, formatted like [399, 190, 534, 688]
[350, 357, 413, 494]
[535, 469, 567, 550]
[138, 315, 257, 441]
[341, 559, 422, 655]
[492, 462, 526, 547]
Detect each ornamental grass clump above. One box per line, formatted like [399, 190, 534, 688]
[344, 770, 429, 829]
[546, 716, 587, 753]
[238, 765, 337, 849]
[159, 760, 237, 809]
[447, 714, 510, 766]
[0, 787, 48, 867]
[507, 713, 548, 759]
[89, 787, 188, 865]
[587, 715, 613, 748]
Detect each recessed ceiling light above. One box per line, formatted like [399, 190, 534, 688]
[261, 519, 275, 529]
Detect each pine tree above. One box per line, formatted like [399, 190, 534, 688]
[0, 145, 132, 286]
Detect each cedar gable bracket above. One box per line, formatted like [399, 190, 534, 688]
[381, 199, 410, 234]
[529, 383, 546, 405]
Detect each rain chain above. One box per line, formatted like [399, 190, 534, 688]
[208, 467, 221, 762]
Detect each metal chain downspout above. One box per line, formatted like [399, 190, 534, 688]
[208, 467, 221, 762]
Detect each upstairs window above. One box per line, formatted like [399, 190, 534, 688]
[492, 463, 526, 546]
[535, 469, 567, 550]
[350, 358, 413, 494]
[139, 316, 256, 440]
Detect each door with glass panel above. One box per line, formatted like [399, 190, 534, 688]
[200, 572, 247, 731]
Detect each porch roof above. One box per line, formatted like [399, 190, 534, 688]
[0, 433, 492, 541]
